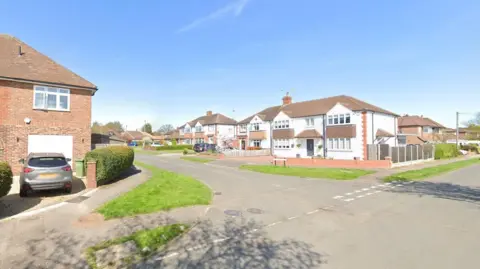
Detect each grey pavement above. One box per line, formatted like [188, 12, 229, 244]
[1, 153, 479, 268]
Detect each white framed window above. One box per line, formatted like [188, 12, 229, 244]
[327, 138, 352, 150]
[195, 126, 203, 132]
[305, 118, 315, 128]
[195, 138, 204, 144]
[179, 129, 184, 135]
[423, 127, 431, 133]
[208, 125, 215, 132]
[184, 127, 191, 133]
[327, 113, 351, 126]
[274, 139, 293, 149]
[239, 124, 247, 133]
[33, 86, 70, 111]
[253, 140, 261, 147]
[251, 123, 260, 131]
[274, 120, 290, 129]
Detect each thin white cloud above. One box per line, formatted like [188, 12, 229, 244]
[177, 0, 251, 33]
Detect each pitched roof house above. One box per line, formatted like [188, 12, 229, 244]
[237, 94, 399, 160]
[0, 34, 97, 173]
[177, 111, 237, 146]
[398, 115, 446, 143]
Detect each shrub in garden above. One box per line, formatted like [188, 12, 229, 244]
[461, 144, 479, 154]
[183, 149, 188, 155]
[84, 146, 134, 185]
[0, 162, 13, 198]
[434, 143, 460, 159]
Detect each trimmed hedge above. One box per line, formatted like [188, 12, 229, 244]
[155, 145, 193, 151]
[0, 162, 13, 198]
[84, 146, 134, 185]
[435, 143, 460, 160]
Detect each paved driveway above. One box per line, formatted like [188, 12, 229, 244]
[135, 154, 480, 269]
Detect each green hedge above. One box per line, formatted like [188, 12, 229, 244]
[155, 145, 193, 151]
[0, 162, 13, 198]
[85, 146, 134, 185]
[461, 144, 479, 154]
[435, 143, 460, 160]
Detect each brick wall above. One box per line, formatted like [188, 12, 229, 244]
[0, 80, 92, 174]
[284, 158, 392, 169]
[399, 126, 420, 136]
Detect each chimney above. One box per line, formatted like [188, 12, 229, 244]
[282, 92, 292, 105]
[206, 111, 213, 116]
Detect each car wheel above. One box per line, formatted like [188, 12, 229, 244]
[64, 188, 72, 194]
[19, 189, 28, 197]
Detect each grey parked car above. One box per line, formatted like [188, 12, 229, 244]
[19, 153, 73, 197]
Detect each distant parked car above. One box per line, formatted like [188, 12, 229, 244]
[19, 153, 73, 197]
[128, 141, 137, 147]
[151, 141, 163, 147]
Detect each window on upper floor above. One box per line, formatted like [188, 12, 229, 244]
[208, 125, 215, 132]
[305, 118, 315, 128]
[239, 124, 247, 133]
[251, 123, 260, 131]
[327, 114, 351, 125]
[423, 127, 431, 133]
[184, 127, 191, 133]
[195, 126, 203, 132]
[33, 86, 70, 111]
[274, 120, 290, 129]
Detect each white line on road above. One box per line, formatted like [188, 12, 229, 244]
[345, 192, 353, 196]
[306, 209, 319, 215]
[356, 195, 364, 198]
[354, 190, 362, 193]
[333, 195, 344, 199]
[287, 216, 299, 220]
[266, 221, 282, 227]
[362, 188, 370, 191]
[213, 238, 228, 243]
[370, 186, 377, 189]
[404, 181, 414, 184]
[365, 192, 374, 196]
[385, 183, 392, 186]
[374, 190, 382, 193]
[344, 198, 355, 202]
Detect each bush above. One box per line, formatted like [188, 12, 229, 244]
[0, 162, 13, 198]
[461, 144, 479, 154]
[435, 143, 460, 160]
[155, 145, 193, 151]
[183, 149, 188, 155]
[84, 146, 134, 185]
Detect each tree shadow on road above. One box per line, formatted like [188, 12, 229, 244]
[388, 181, 480, 204]
[138, 218, 324, 269]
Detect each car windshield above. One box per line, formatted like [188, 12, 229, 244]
[28, 157, 68, 167]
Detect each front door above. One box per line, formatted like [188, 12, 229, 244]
[306, 139, 314, 156]
[241, 140, 246, 150]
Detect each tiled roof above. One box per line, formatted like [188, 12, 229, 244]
[238, 95, 397, 124]
[398, 116, 445, 128]
[295, 129, 323, 138]
[376, 128, 395, 137]
[0, 34, 96, 89]
[187, 113, 237, 126]
[123, 131, 151, 140]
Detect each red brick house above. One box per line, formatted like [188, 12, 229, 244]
[0, 34, 97, 173]
[398, 115, 446, 143]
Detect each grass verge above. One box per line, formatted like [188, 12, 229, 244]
[239, 165, 374, 180]
[134, 148, 195, 155]
[180, 156, 215, 163]
[97, 162, 212, 219]
[85, 224, 188, 269]
[384, 158, 480, 182]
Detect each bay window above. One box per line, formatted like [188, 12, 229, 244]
[274, 139, 293, 149]
[252, 140, 261, 147]
[327, 138, 352, 150]
[33, 86, 70, 111]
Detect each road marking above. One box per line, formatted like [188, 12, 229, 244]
[356, 195, 364, 198]
[156, 252, 180, 260]
[345, 192, 353, 196]
[306, 209, 319, 215]
[266, 221, 282, 227]
[333, 195, 344, 199]
[370, 186, 377, 189]
[374, 190, 382, 193]
[204, 207, 211, 215]
[213, 238, 228, 243]
[365, 192, 374, 196]
[344, 198, 355, 202]
[287, 216, 299, 220]
[384, 183, 392, 186]
[397, 184, 404, 187]
[404, 181, 414, 184]
[362, 188, 370, 191]
[354, 190, 362, 193]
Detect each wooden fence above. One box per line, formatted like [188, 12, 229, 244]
[367, 144, 435, 164]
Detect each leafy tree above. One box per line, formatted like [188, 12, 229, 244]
[104, 121, 124, 132]
[156, 124, 175, 134]
[142, 123, 153, 134]
[91, 121, 105, 134]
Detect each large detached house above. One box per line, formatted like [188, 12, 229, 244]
[0, 34, 97, 173]
[398, 115, 446, 144]
[178, 111, 237, 147]
[238, 94, 399, 160]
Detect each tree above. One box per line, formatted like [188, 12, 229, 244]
[91, 121, 105, 134]
[156, 124, 175, 134]
[104, 121, 124, 132]
[142, 123, 153, 134]
[466, 112, 480, 128]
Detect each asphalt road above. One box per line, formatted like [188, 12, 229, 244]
[135, 154, 480, 269]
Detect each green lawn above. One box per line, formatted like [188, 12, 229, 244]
[239, 165, 375, 180]
[180, 156, 215, 163]
[97, 162, 212, 219]
[85, 224, 188, 268]
[384, 158, 480, 182]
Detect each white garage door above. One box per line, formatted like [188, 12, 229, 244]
[28, 135, 73, 164]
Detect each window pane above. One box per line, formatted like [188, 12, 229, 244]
[346, 138, 351, 149]
[334, 115, 339, 124]
[339, 114, 345, 124]
[334, 138, 338, 149]
[339, 139, 344, 149]
[35, 86, 46, 92]
[47, 88, 58, 93]
[345, 114, 351, 123]
[47, 94, 57, 109]
[311, 118, 314, 126]
[59, 89, 69, 94]
[34, 92, 45, 108]
[328, 139, 333, 149]
[59, 95, 68, 109]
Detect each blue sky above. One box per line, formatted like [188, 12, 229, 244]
[1, 0, 479, 129]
